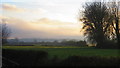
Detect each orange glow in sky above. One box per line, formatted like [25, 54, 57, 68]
[0, 0, 87, 40]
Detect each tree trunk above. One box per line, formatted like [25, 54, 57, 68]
[115, 17, 120, 46]
[96, 25, 106, 48]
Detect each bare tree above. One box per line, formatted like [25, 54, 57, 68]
[1, 23, 11, 44]
[80, 2, 113, 48]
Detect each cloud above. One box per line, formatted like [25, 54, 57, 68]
[1, 16, 83, 39]
[0, 15, 9, 20]
[28, 8, 47, 15]
[33, 18, 72, 25]
[1, 4, 26, 12]
[29, 18, 83, 36]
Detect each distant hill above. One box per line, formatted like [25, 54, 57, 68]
[7, 38, 83, 43]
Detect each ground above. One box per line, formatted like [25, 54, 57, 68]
[2, 45, 120, 59]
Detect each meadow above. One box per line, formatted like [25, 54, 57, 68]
[3, 45, 120, 59]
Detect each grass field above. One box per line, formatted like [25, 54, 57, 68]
[2, 46, 120, 59]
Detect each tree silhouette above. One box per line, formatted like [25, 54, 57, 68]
[80, 2, 113, 48]
[1, 23, 11, 44]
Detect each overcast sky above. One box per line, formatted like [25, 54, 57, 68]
[0, 0, 97, 40]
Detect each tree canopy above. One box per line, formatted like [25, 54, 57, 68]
[80, 2, 119, 48]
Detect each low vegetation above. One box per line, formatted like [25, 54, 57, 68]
[2, 48, 120, 67]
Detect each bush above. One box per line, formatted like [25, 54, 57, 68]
[96, 41, 119, 49]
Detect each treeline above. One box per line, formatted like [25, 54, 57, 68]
[39, 40, 87, 46]
[7, 39, 87, 46]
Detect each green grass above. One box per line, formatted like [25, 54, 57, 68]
[2, 46, 120, 59]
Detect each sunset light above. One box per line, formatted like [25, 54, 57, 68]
[0, 0, 86, 39]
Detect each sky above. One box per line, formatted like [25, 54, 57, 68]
[0, 0, 95, 40]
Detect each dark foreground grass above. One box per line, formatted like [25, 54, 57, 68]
[2, 46, 120, 59]
[2, 49, 120, 67]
